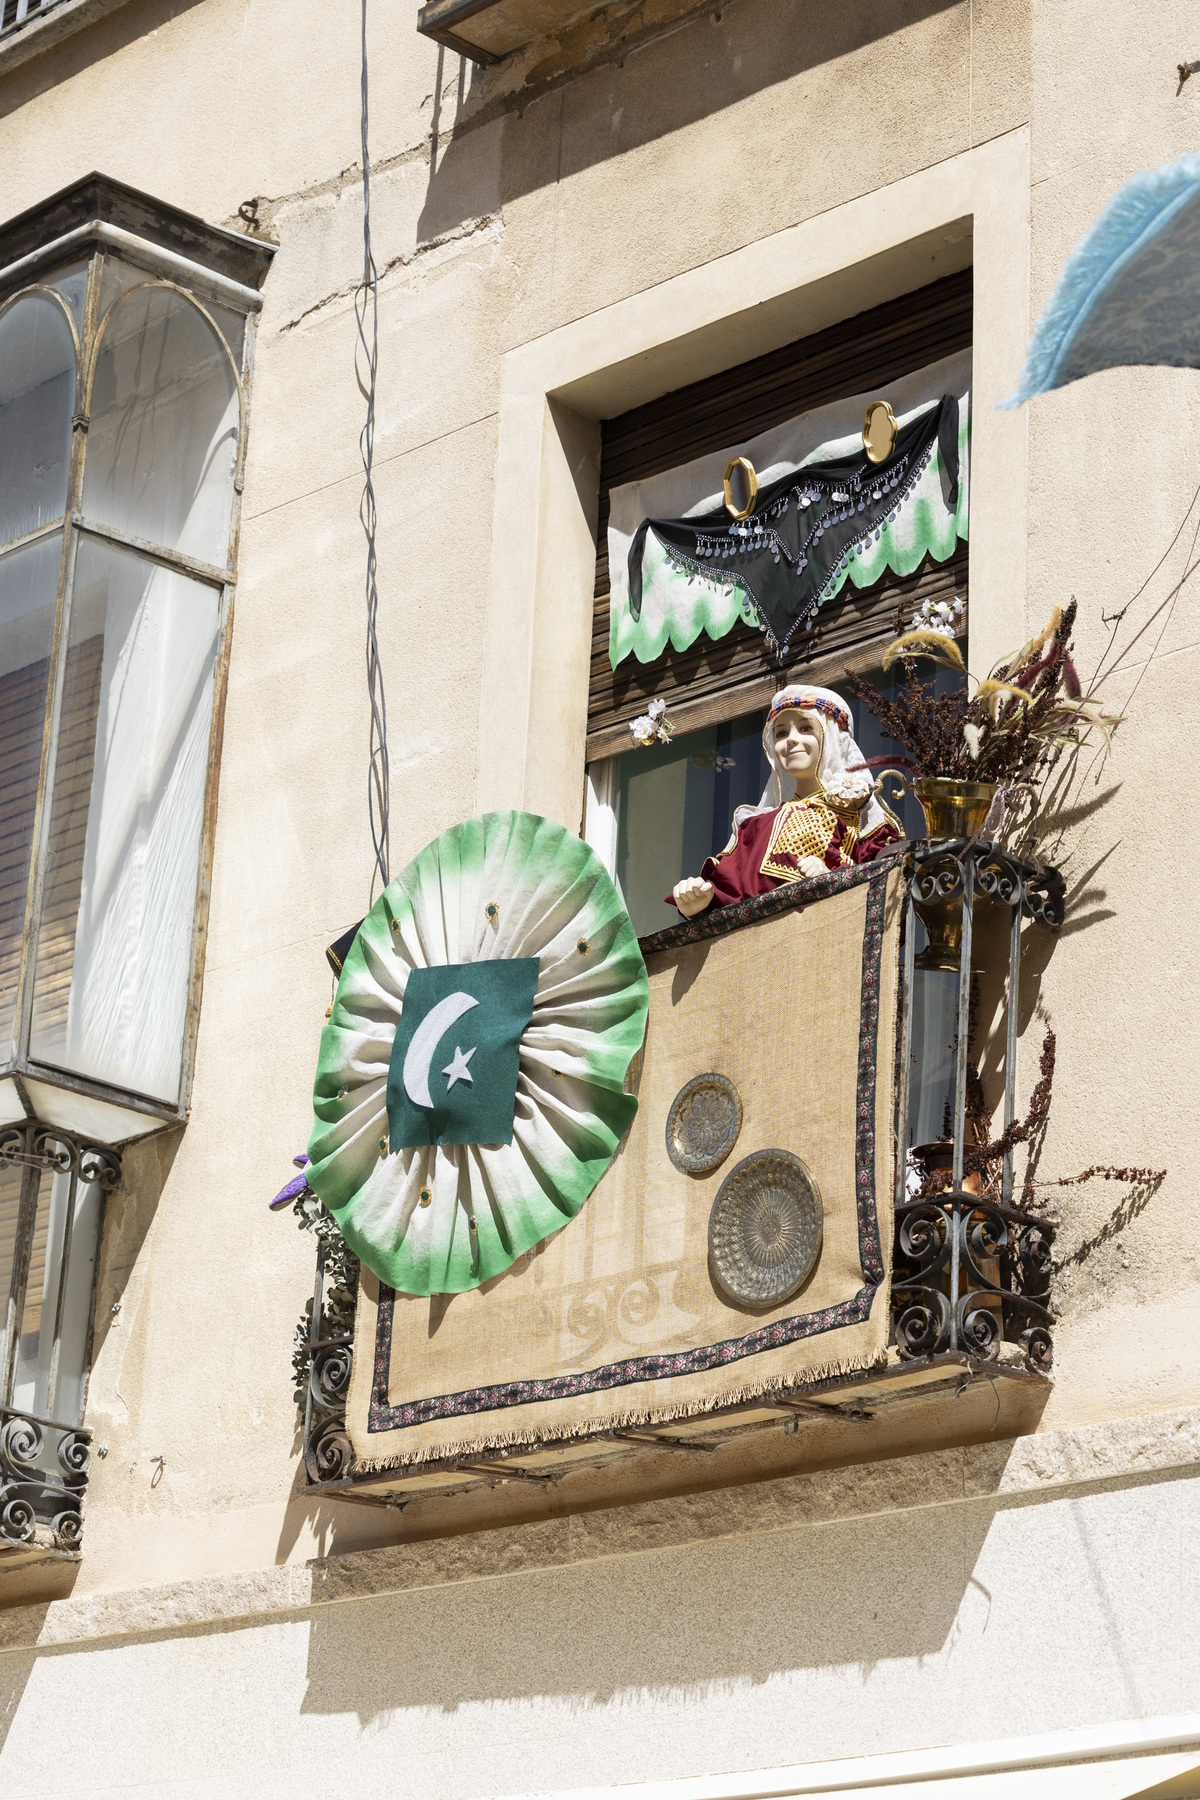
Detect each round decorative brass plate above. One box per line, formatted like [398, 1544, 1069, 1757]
[708, 1150, 823, 1307]
[666, 1073, 743, 1174]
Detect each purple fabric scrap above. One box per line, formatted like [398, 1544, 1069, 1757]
[269, 1155, 311, 1210]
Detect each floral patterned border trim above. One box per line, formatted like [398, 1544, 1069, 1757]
[367, 862, 895, 1435]
[636, 845, 906, 958]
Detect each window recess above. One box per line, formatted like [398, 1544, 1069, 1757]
[586, 269, 971, 927]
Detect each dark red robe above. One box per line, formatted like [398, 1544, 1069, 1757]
[669, 797, 900, 913]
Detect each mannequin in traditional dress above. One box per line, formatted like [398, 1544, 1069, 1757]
[672, 685, 902, 918]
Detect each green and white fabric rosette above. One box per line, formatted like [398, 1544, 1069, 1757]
[306, 812, 649, 1297]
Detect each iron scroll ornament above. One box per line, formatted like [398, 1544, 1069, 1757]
[891, 1189, 1055, 1372]
[626, 394, 960, 656]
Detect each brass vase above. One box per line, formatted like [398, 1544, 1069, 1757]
[910, 779, 997, 972]
[912, 778, 998, 841]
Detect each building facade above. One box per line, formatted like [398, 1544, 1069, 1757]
[0, 1, 1198, 1796]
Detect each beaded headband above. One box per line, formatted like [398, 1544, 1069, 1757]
[767, 692, 850, 732]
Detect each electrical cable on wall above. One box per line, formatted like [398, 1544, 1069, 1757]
[357, 0, 390, 893]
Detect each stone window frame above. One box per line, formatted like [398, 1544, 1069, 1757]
[473, 131, 1031, 847]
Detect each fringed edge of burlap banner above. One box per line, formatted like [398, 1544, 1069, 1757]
[349, 1303, 891, 1472]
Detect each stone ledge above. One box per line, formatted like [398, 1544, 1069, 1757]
[0, 0, 135, 75]
[2, 1401, 1199, 1654]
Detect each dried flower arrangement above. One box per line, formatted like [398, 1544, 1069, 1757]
[845, 599, 1123, 791]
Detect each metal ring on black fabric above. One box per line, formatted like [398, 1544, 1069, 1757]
[708, 1150, 823, 1307]
[665, 1073, 743, 1174]
[863, 399, 899, 463]
[723, 456, 758, 520]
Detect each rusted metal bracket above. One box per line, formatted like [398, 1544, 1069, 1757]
[771, 1396, 873, 1423]
[453, 1458, 557, 1485]
[607, 1429, 715, 1454]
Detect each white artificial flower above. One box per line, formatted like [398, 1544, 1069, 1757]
[629, 702, 674, 746]
[911, 595, 966, 641]
[963, 722, 982, 759]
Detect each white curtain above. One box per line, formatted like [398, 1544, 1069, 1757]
[31, 540, 218, 1102]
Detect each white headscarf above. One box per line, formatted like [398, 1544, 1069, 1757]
[730, 684, 896, 839]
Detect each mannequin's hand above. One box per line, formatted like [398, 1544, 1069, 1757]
[673, 876, 714, 918]
[798, 855, 828, 879]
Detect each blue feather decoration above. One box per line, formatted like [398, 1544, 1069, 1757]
[1004, 151, 1200, 406]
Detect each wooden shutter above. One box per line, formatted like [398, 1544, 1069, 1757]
[589, 268, 971, 757]
[0, 636, 104, 1055]
[30, 634, 104, 1052]
[0, 657, 50, 1040]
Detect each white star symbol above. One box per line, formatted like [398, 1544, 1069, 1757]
[442, 1044, 476, 1091]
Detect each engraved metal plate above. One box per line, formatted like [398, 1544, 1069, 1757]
[708, 1150, 823, 1307]
[666, 1073, 743, 1174]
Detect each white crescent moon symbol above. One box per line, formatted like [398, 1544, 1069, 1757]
[403, 991, 480, 1109]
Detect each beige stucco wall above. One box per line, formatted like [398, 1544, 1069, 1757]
[3, 1406, 1200, 1797]
[1, 0, 1199, 1784]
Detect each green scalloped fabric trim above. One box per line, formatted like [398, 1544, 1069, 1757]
[305, 812, 649, 1297]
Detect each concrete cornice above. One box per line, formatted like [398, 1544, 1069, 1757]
[0, 0, 135, 76]
[1, 1400, 1199, 1654]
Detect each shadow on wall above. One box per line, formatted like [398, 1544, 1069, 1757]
[295, 1493, 997, 1724]
[275, 1490, 406, 1567]
[88, 1125, 184, 1376]
[418, 0, 965, 248]
[292, 1460, 1192, 1740]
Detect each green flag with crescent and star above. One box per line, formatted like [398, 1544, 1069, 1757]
[386, 959, 540, 1149]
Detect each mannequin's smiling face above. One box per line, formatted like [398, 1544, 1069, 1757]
[772, 710, 823, 797]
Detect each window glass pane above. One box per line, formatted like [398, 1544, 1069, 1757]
[99, 260, 246, 380]
[615, 712, 770, 937]
[0, 1156, 21, 1380]
[83, 285, 239, 567]
[0, 292, 76, 548]
[98, 254, 147, 322]
[0, 534, 62, 1059]
[909, 969, 959, 1149]
[46, 262, 89, 330]
[29, 537, 220, 1102]
[12, 1161, 103, 1427]
[206, 300, 247, 372]
[13, 1164, 52, 1415]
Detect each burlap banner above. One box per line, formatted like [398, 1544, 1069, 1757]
[347, 856, 904, 1468]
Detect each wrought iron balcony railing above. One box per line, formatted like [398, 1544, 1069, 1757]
[890, 838, 1063, 1374]
[0, 1123, 121, 1558]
